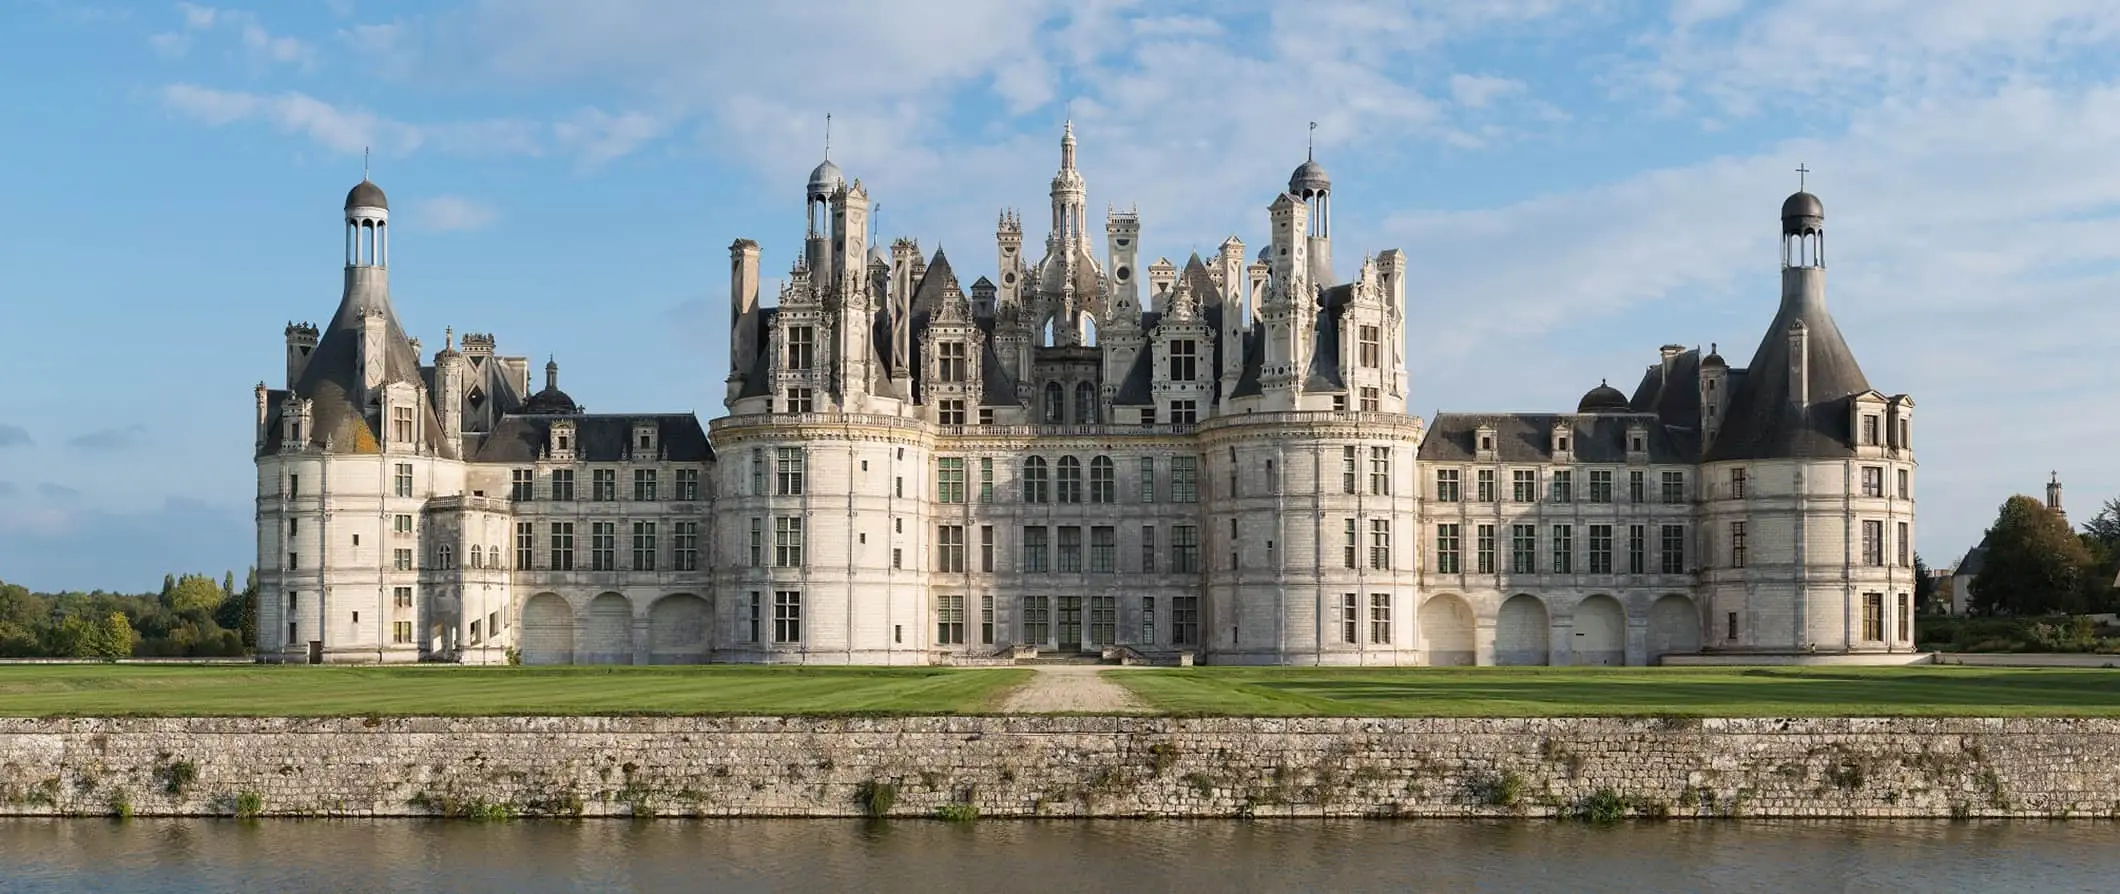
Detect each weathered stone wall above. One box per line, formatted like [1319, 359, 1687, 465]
[3, 716, 2117, 819]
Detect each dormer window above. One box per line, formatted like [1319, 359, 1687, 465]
[633, 423, 658, 456]
[1557, 436, 1570, 452]
[1630, 435, 1644, 452]
[390, 405, 413, 444]
[551, 420, 578, 461]
[938, 341, 968, 383]
[1862, 414, 1880, 446]
[1479, 435, 1493, 451]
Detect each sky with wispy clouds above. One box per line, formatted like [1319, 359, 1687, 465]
[2, 0, 2116, 592]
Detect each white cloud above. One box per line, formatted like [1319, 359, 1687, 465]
[158, 84, 623, 161]
[160, 4, 315, 69]
[410, 195, 499, 232]
[1449, 74, 1527, 109]
[553, 108, 668, 167]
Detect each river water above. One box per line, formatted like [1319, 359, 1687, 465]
[1, 819, 2112, 893]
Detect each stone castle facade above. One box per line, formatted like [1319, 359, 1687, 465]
[253, 126, 1919, 666]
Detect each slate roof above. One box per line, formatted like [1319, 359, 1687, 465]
[1305, 283, 1352, 392]
[258, 272, 452, 458]
[1702, 283, 1874, 462]
[1418, 412, 1691, 464]
[1111, 311, 1162, 406]
[735, 307, 779, 400]
[472, 414, 713, 464]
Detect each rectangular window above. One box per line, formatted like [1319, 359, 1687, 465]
[392, 621, 412, 644]
[1861, 466, 1883, 498]
[1171, 456, 1198, 503]
[786, 325, 815, 371]
[1172, 596, 1199, 645]
[1090, 526, 1116, 573]
[1898, 593, 1911, 641]
[1730, 521, 1747, 569]
[392, 548, 411, 571]
[516, 522, 535, 570]
[1897, 468, 1910, 499]
[1629, 470, 1646, 503]
[591, 468, 616, 501]
[1589, 470, 1613, 503]
[745, 592, 761, 643]
[1340, 594, 1360, 644]
[1369, 519, 1391, 571]
[544, 468, 572, 501]
[774, 590, 802, 643]
[1369, 593, 1392, 645]
[936, 525, 966, 573]
[1140, 596, 1155, 645]
[938, 341, 968, 383]
[1549, 470, 1573, 503]
[1897, 521, 1910, 567]
[776, 447, 805, 495]
[1661, 524, 1686, 574]
[511, 469, 534, 501]
[1022, 596, 1050, 645]
[1728, 611, 1739, 640]
[1512, 470, 1536, 503]
[1660, 471, 1686, 504]
[288, 474, 299, 497]
[1861, 592, 1884, 641]
[1589, 524, 1613, 574]
[1862, 414, 1880, 446]
[1343, 518, 1358, 569]
[1141, 525, 1157, 573]
[1862, 520, 1884, 567]
[391, 405, 413, 444]
[1022, 526, 1049, 573]
[775, 516, 804, 567]
[982, 594, 996, 645]
[1359, 387, 1380, 413]
[939, 398, 966, 426]
[747, 517, 764, 567]
[938, 457, 966, 503]
[1435, 524, 1461, 574]
[1358, 325, 1379, 368]
[633, 469, 658, 501]
[980, 457, 995, 503]
[1477, 469, 1497, 503]
[1138, 457, 1156, 503]
[1731, 467, 1748, 499]
[980, 525, 995, 573]
[392, 586, 413, 609]
[591, 522, 616, 571]
[937, 594, 965, 645]
[750, 449, 766, 496]
[394, 463, 413, 498]
[1090, 595, 1115, 646]
[1091, 458, 1116, 503]
[1342, 446, 1358, 494]
[1476, 524, 1496, 574]
[1628, 525, 1646, 575]
[1551, 524, 1573, 574]
[673, 521, 700, 571]
[1172, 525, 1199, 573]
[1369, 447, 1391, 496]
[550, 522, 574, 571]
[1170, 399, 1198, 425]
[675, 468, 700, 501]
[1434, 469, 1461, 502]
[1511, 524, 1536, 574]
[1169, 339, 1197, 381]
[391, 514, 411, 536]
[631, 521, 657, 571]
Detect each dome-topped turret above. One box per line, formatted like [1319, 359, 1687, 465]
[345, 179, 387, 211]
[1781, 190, 1823, 234]
[807, 159, 844, 198]
[522, 357, 578, 414]
[1577, 380, 1631, 413]
[1702, 342, 1727, 369]
[1289, 157, 1330, 197]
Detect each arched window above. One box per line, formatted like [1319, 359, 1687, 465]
[1074, 381, 1096, 424]
[1090, 456, 1115, 503]
[1022, 456, 1049, 503]
[439, 544, 454, 569]
[470, 547, 483, 569]
[1057, 456, 1083, 504]
[1044, 381, 1064, 423]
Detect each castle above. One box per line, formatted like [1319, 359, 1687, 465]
[253, 125, 1920, 666]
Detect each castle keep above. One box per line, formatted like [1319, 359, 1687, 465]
[253, 127, 1917, 666]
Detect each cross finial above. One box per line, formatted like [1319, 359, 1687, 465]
[1308, 121, 1317, 161]
[823, 113, 831, 161]
[1795, 162, 1810, 191]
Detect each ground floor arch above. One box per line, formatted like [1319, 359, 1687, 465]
[1572, 595, 1626, 666]
[648, 593, 712, 664]
[1420, 594, 1476, 666]
[1494, 594, 1550, 666]
[519, 593, 573, 666]
[579, 592, 634, 665]
[1648, 593, 1702, 662]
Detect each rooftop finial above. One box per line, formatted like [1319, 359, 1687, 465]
[1308, 121, 1317, 161]
[1795, 162, 1809, 192]
[444, 326, 453, 350]
[823, 113, 831, 161]
[363, 146, 370, 181]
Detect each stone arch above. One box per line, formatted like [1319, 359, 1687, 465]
[648, 593, 712, 665]
[578, 592, 635, 665]
[1419, 594, 1475, 666]
[519, 593, 573, 666]
[1494, 594, 1549, 666]
[1044, 381, 1064, 422]
[1647, 593, 1703, 663]
[1572, 594, 1626, 666]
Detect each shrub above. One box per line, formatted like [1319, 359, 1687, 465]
[856, 780, 897, 818]
[107, 791, 132, 820]
[1147, 742, 1180, 777]
[233, 791, 264, 819]
[1474, 770, 1525, 808]
[934, 803, 979, 823]
[1575, 789, 1628, 823]
[160, 760, 198, 797]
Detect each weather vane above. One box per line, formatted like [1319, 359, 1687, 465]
[1308, 121, 1317, 160]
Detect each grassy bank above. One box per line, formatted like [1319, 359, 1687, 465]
[0, 665, 1030, 717]
[1105, 666, 2120, 717]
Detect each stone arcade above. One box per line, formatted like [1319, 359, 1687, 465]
[253, 127, 1918, 666]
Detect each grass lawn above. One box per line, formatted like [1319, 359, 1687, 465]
[0, 665, 1031, 717]
[1105, 666, 2120, 717]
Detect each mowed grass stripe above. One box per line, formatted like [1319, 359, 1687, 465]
[0, 665, 1032, 717]
[1104, 666, 2120, 717]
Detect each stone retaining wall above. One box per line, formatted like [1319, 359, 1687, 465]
[3, 716, 2117, 819]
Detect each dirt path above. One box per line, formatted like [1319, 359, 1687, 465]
[999, 665, 1153, 714]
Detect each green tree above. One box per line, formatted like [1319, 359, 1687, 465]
[1913, 553, 1937, 612]
[89, 611, 135, 661]
[1973, 495, 2094, 615]
[2084, 497, 2120, 548]
[164, 574, 225, 615]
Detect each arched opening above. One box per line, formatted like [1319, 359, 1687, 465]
[1044, 381, 1064, 423]
[1494, 594, 1549, 666]
[579, 592, 634, 665]
[1074, 381, 1096, 424]
[1572, 595, 1625, 666]
[519, 593, 573, 666]
[1056, 455, 1082, 503]
[1419, 594, 1475, 666]
[648, 593, 711, 665]
[1648, 593, 1702, 663]
[1081, 315, 1098, 347]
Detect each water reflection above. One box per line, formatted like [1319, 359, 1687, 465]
[3, 818, 2114, 893]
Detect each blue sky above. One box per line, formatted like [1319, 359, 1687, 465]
[3, 0, 2118, 592]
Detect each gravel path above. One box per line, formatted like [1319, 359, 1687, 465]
[999, 665, 1153, 714]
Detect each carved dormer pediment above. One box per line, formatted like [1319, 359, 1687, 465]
[1550, 420, 1574, 460]
[550, 419, 578, 462]
[1474, 423, 1497, 459]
